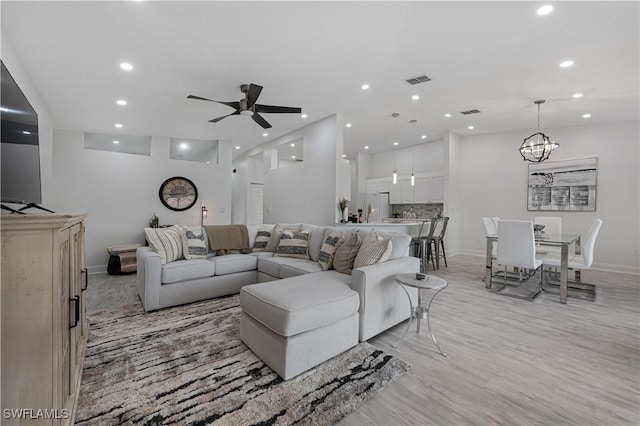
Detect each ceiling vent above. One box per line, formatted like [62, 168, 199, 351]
[460, 109, 481, 115]
[405, 74, 431, 85]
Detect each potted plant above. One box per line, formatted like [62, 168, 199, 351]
[392, 210, 400, 218]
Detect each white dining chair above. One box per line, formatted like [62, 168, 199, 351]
[482, 217, 499, 279]
[495, 219, 543, 300]
[540, 218, 603, 300]
[534, 216, 562, 256]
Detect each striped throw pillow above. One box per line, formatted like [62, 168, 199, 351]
[333, 232, 362, 274]
[318, 231, 344, 271]
[276, 228, 310, 259]
[179, 226, 208, 260]
[353, 238, 392, 269]
[253, 226, 273, 252]
[144, 226, 184, 264]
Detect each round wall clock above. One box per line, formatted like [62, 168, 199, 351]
[159, 177, 198, 211]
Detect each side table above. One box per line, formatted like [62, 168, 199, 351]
[393, 273, 448, 356]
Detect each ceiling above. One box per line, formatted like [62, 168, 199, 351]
[2, 1, 638, 160]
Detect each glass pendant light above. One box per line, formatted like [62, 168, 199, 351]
[410, 119, 417, 186]
[392, 113, 399, 184]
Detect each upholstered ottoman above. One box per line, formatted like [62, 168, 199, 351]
[240, 271, 360, 380]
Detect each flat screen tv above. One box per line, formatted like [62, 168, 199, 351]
[1, 60, 42, 207]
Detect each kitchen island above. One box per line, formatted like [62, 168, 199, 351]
[335, 221, 425, 237]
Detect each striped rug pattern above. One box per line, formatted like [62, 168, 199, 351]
[76, 295, 409, 425]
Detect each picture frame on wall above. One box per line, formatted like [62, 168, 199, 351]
[527, 157, 598, 211]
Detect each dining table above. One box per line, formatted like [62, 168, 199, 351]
[485, 232, 582, 304]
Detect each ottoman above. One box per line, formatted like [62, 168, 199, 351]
[240, 271, 360, 380]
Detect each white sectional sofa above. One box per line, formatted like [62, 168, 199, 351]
[136, 224, 419, 344]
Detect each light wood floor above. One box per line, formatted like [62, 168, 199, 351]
[87, 255, 640, 425]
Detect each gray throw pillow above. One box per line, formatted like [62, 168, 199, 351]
[264, 224, 283, 252]
[333, 232, 362, 274]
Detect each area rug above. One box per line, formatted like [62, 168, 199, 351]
[76, 295, 409, 425]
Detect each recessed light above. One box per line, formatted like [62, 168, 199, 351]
[536, 5, 553, 15]
[364, 145, 369, 150]
[113, 140, 119, 144]
[421, 135, 427, 139]
[412, 95, 420, 101]
[291, 155, 296, 159]
[573, 93, 584, 99]
[22, 131, 31, 135]
[116, 99, 127, 106]
[468, 125, 475, 130]
[235, 146, 240, 150]
[301, 114, 308, 119]
[560, 60, 574, 68]
[582, 113, 591, 118]
[346, 123, 352, 128]
[444, 113, 451, 118]
[342, 154, 346, 158]
[206, 161, 211, 164]
[290, 143, 295, 147]
[361, 84, 370, 90]
[114, 123, 123, 128]
[179, 142, 189, 150]
[262, 132, 268, 137]
[119, 62, 133, 71]
[393, 141, 399, 146]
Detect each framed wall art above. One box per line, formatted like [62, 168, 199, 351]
[527, 157, 597, 211]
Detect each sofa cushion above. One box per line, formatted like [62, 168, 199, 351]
[211, 254, 257, 276]
[276, 228, 310, 259]
[302, 224, 327, 262]
[179, 226, 208, 260]
[318, 231, 344, 271]
[258, 256, 311, 278]
[145, 226, 184, 264]
[376, 231, 412, 259]
[240, 271, 358, 337]
[333, 232, 362, 274]
[161, 259, 215, 284]
[249, 251, 275, 259]
[279, 260, 324, 278]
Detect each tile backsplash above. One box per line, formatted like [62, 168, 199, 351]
[391, 203, 443, 219]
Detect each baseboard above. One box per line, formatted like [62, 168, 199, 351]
[87, 264, 107, 274]
[459, 250, 640, 276]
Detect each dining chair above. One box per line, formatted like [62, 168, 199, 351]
[540, 218, 603, 300]
[428, 216, 449, 270]
[534, 216, 562, 256]
[482, 217, 498, 276]
[495, 219, 543, 300]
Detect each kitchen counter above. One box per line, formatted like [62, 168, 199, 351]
[334, 221, 423, 237]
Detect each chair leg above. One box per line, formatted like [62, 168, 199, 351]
[435, 240, 440, 270]
[440, 240, 447, 267]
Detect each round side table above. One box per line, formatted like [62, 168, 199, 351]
[392, 273, 448, 356]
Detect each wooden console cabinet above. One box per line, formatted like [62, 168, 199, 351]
[1, 214, 88, 425]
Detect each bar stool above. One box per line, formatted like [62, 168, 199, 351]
[413, 219, 439, 272]
[428, 217, 449, 270]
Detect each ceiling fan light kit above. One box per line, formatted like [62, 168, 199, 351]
[519, 100, 559, 162]
[188, 83, 302, 129]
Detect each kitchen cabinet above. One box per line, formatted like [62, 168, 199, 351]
[413, 178, 430, 203]
[389, 181, 401, 203]
[401, 180, 414, 203]
[430, 175, 445, 202]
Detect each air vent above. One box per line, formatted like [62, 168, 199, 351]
[405, 74, 431, 85]
[460, 109, 481, 115]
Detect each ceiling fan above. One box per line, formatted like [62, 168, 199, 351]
[187, 83, 302, 129]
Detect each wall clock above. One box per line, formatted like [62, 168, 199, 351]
[159, 177, 198, 211]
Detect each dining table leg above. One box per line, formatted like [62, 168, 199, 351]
[485, 238, 493, 289]
[560, 243, 569, 304]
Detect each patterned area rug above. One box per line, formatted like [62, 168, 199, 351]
[76, 295, 409, 425]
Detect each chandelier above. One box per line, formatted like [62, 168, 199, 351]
[519, 100, 559, 162]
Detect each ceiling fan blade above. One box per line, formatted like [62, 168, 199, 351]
[209, 110, 240, 123]
[187, 95, 240, 110]
[252, 113, 272, 129]
[245, 84, 263, 108]
[254, 104, 302, 114]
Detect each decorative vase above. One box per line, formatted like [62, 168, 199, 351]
[342, 207, 349, 223]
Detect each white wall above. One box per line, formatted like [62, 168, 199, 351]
[368, 140, 445, 179]
[52, 130, 232, 272]
[444, 131, 462, 255]
[232, 114, 343, 226]
[1, 32, 55, 209]
[456, 121, 639, 274]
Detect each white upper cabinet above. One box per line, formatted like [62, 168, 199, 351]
[413, 178, 430, 203]
[389, 181, 401, 203]
[430, 176, 445, 202]
[401, 180, 414, 203]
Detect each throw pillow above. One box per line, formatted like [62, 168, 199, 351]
[179, 226, 208, 260]
[333, 232, 362, 274]
[318, 231, 344, 271]
[265, 224, 284, 252]
[253, 226, 273, 252]
[144, 226, 184, 264]
[353, 238, 393, 269]
[276, 228, 311, 259]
